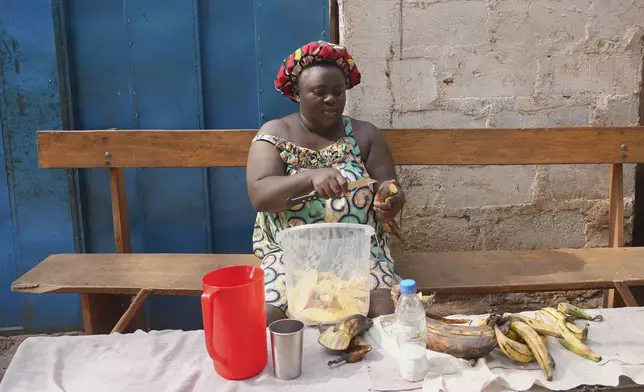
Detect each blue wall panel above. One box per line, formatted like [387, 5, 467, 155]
[0, 0, 81, 331]
[0, 0, 328, 331]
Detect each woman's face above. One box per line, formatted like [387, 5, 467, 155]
[297, 64, 347, 129]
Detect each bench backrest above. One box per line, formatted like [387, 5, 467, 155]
[36, 126, 642, 257]
[37, 127, 644, 168]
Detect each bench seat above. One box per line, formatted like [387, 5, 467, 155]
[12, 248, 644, 298]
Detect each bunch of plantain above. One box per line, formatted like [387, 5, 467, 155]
[327, 335, 372, 367]
[539, 307, 589, 341]
[390, 284, 471, 324]
[537, 305, 602, 363]
[425, 316, 506, 367]
[374, 179, 404, 242]
[318, 314, 374, 351]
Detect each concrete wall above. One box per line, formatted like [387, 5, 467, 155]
[340, 0, 644, 312]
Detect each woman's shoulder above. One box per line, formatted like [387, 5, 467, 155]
[258, 113, 300, 139]
[345, 116, 385, 145]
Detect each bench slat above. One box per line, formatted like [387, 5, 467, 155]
[37, 127, 644, 168]
[11, 248, 644, 296]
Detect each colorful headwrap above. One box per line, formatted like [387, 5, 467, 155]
[274, 40, 361, 102]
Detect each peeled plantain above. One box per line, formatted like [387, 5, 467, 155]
[425, 317, 503, 364]
[318, 314, 374, 351]
[374, 179, 404, 241]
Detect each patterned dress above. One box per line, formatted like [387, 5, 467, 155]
[251, 116, 400, 311]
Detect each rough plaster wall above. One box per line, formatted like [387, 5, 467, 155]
[339, 0, 644, 313]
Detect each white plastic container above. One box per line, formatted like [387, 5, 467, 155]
[276, 223, 374, 325]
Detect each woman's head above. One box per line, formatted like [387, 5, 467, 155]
[274, 41, 361, 127]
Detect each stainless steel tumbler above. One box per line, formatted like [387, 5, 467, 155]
[268, 319, 304, 380]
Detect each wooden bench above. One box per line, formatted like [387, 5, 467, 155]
[11, 126, 644, 335]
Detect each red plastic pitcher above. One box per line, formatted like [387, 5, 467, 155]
[201, 265, 267, 380]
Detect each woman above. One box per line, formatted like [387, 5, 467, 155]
[246, 41, 406, 325]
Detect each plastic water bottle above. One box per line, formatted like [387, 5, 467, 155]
[395, 279, 429, 382]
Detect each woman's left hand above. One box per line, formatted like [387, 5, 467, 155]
[374, 191, 405, 221]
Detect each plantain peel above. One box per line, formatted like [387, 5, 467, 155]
[425, 317, 502, 364]
[318, 314, 373, 351]
[327, 335, 372, 367]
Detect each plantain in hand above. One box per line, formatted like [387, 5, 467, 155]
[374, 180, 403, 241]
[425, 317, 500, 363]
[318, 314, 373, 351]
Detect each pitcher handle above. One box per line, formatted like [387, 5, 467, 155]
[201, 288, 218, 359]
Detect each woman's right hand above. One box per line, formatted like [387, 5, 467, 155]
[308, 168, 349, 199]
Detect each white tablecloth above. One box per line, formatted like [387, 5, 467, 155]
[1, 307, 644, 392]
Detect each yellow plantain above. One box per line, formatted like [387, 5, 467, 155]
[554, 319, 602, 362]
[494, 325, 534, 363]
[557, 302, 603, 322]
[503, 313, 562, 338]
[510, 321, 554, 381]
[318, 314, 374, 351]
[425, 317, 499, 362]
[539, 309, 588, 341]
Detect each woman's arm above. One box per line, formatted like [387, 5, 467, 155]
[246, 122, 315, 213]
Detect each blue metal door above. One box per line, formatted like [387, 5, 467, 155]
[61, 0, 329, 330]
[0, 0, 81, 332]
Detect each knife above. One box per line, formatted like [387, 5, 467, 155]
[284, 178, 377, 208]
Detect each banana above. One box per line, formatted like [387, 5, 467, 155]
[539, 308, 588, 341]
[554, 318, 602, 362]
[495, 324, 534, 363]
[509, 321, 554, 381]
[425, 317, 500, 362]
[557, 302, 603, 322]
[318, 314, 374, 351]
[503, 313, 562, 338]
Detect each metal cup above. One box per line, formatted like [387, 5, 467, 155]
[268, 319, 304, 380]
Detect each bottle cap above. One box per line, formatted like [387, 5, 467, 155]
[399, 279, 417, 294]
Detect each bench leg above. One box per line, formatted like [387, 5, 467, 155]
[111, 289, 153, 334]
[611, 282, 642, 307]
[80, 294, 148, 335]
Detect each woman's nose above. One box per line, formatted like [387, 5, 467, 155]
[324, 94, 336, 105]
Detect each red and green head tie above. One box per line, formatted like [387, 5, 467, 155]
[274, 40, 362, 102]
